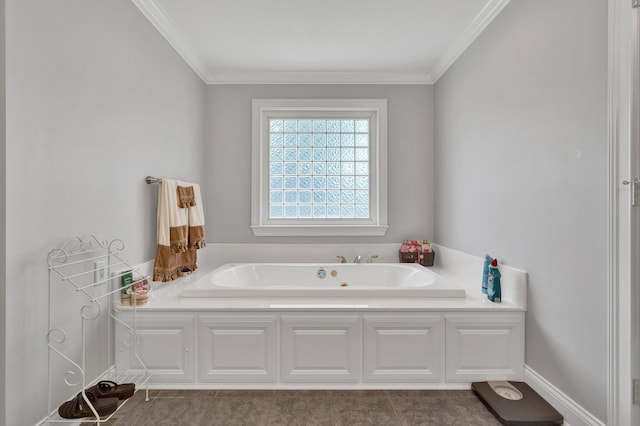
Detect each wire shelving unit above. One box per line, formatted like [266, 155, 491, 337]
[41, 235, 151, 425]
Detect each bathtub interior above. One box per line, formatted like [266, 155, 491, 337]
[179, 263, 466, 298]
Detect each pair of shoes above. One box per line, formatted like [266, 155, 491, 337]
[86, 380, 136, 400]
[57, 381, 135, 419]
[58, 391, 118, 419]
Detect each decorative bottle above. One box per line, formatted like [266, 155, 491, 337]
[487, 258, 502, 303]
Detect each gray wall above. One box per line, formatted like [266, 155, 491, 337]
[434, 0, 607, 420]
[205, 84, 434, 243]
[0, 0, 5, 421]
[5, 1, 205, 424]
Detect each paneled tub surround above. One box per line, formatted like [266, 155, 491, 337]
[114, 244, 526, 389]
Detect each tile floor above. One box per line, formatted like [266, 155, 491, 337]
[82, 389, 503, 426]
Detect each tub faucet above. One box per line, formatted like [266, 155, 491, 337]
[353, 255, 363, 263]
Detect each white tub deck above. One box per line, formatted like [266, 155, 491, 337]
[126, 264, 525, 312]
[122, 244, 527, 312]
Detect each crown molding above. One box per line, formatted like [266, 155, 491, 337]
[130, 0, 213, 83]
[132, 0, 507, 85]
[208, 71, 433, 85]
[430, 0, 511, 82]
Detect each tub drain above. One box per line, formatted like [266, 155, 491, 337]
[340, 283, 348, 287]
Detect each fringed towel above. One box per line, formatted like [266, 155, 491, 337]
[185, 183, 206, 249]
[153, 178, 206, 282]
[176, 185, 196, 208]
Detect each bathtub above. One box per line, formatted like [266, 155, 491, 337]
[115, 247, 527, 389]
[179, 263, 465, 298]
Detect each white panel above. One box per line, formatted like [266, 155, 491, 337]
[363, 315, 444, 383]
[197, 315, 277, 383]
[293, 329, 351, 369]
[376, 330, 430, 367]
[211, 330, 267, 368]
[115, 313, 195, 383]
[134, 329, 187, 370]
[112, 311, 526, 389]
[445, 314, 524, 382]
[281, 315, 361, 383]
[458, 329, 511, 369]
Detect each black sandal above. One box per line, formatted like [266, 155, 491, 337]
[58, 391, 119, 419]
[86, 380, 135, 400]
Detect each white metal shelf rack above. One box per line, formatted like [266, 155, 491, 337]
[42, 235, 151, 425]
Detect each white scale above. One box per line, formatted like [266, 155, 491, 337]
[487, 381, 524, 401]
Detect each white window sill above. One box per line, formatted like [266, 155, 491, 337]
[251, 225, 389, 237]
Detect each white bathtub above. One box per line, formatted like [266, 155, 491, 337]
[116, 248, 527, 389]
[179, 263, 465, 298]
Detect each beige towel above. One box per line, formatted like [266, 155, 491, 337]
[184, 182, 206, 249]
[176, 185, 196, 208]
[153, 179, 206, 282]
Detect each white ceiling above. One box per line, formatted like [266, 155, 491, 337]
[131, 0, 510, 84]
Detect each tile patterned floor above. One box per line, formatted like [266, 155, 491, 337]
[82, 389, 503, 426]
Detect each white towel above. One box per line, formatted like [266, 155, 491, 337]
[153, 178, 206, 282]
[180, 181, 206, 249]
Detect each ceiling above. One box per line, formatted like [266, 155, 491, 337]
[131, 0, 510, 84]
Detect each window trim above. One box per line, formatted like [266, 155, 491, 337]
[251, 98, 388, 237]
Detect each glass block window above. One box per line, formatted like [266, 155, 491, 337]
[252, 99, 388, 237]
[268, 118, 370, 220]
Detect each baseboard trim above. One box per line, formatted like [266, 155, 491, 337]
[524, 365, 605, 426]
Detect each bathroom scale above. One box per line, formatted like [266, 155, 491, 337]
[472, 381, 563, 425]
